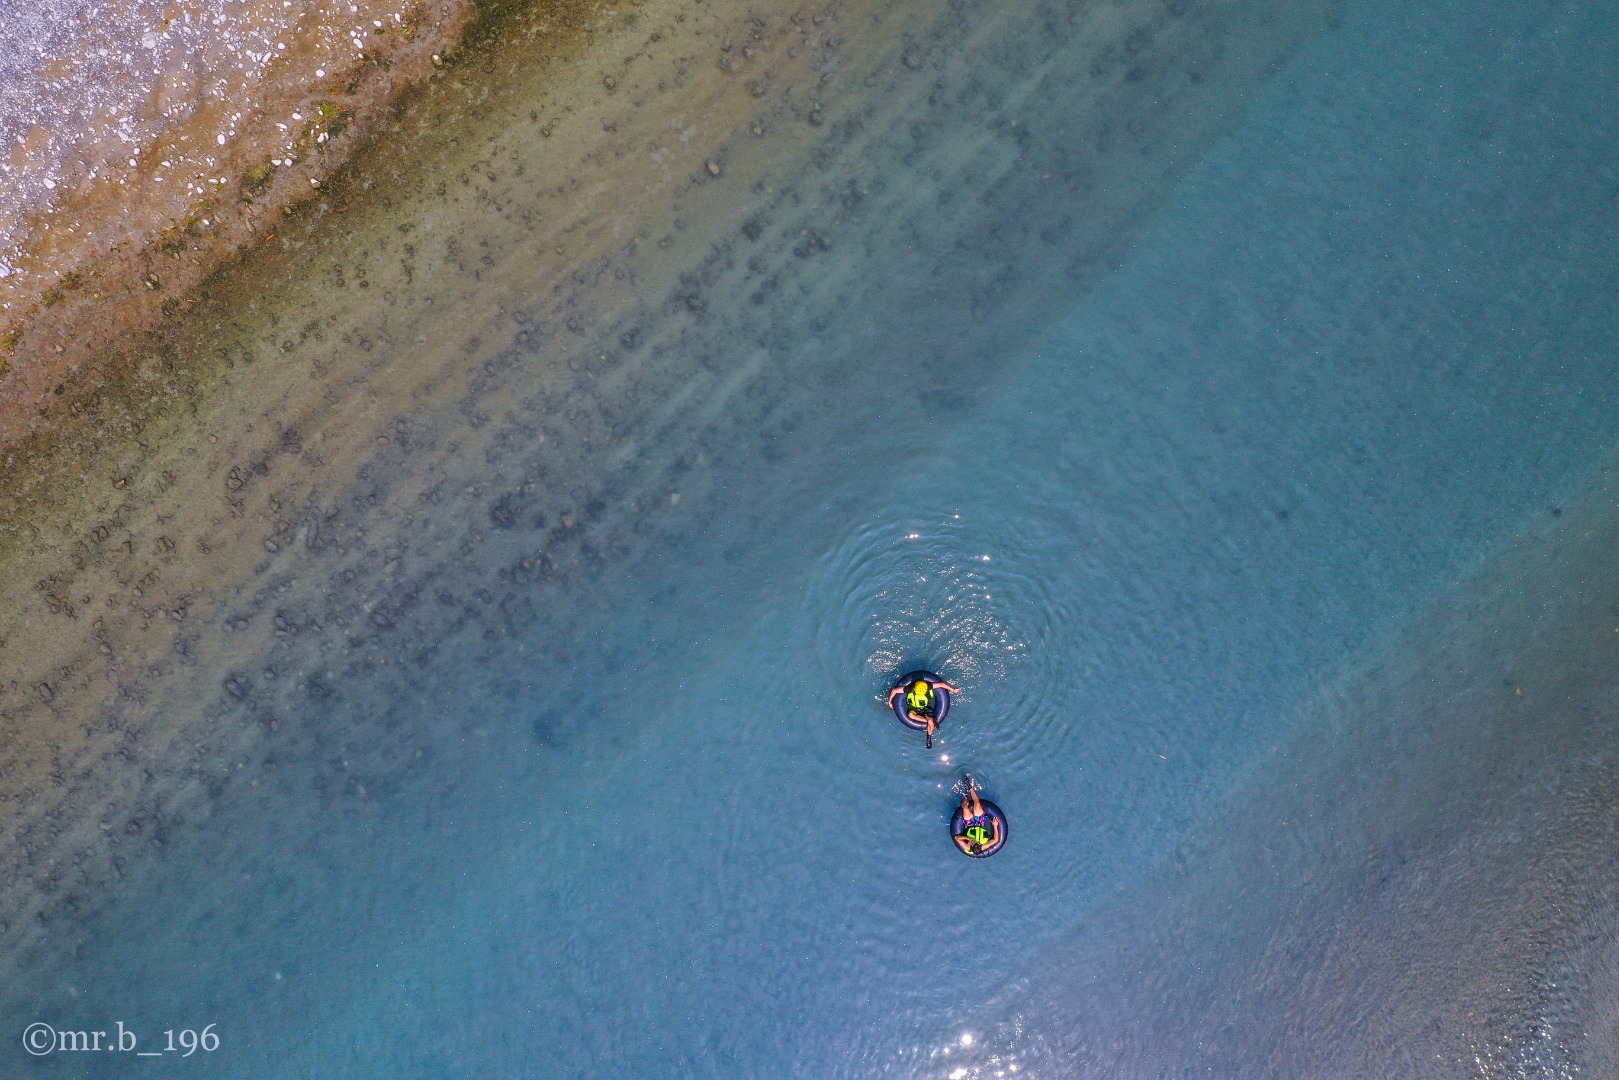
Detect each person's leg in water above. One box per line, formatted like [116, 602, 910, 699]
[925, 681, 949, 739]
[955, 792, 977, 855]
[905, 699, 936, 737]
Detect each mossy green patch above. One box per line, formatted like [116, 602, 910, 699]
[242, 161, 275, 196]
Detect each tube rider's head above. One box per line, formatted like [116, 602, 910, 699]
[905, 679, 933, 712]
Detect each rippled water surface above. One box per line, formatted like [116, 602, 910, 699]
[5, 0, 1619, 1076]
[254, 0, 1617, 1066]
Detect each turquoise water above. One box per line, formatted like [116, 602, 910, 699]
[11, 0, 1619, 1076]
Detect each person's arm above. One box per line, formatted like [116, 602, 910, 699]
[937, 681, 962, 694]
[953, 833, 972, 853]
[887, 686, 903, 706]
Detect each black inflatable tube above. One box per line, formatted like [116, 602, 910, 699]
[891, 670, 950, 732]
[951, 800, 1007, 858]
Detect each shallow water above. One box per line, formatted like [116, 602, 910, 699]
[3, 0, 1619, 1075]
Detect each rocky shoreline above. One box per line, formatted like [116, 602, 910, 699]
[0, 0, 477, 455]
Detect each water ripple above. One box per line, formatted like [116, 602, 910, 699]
[800, 498, 1093, 776]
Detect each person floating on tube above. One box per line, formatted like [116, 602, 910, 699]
[886, 671, 960, 748]
[952, 777, 1006, 858]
